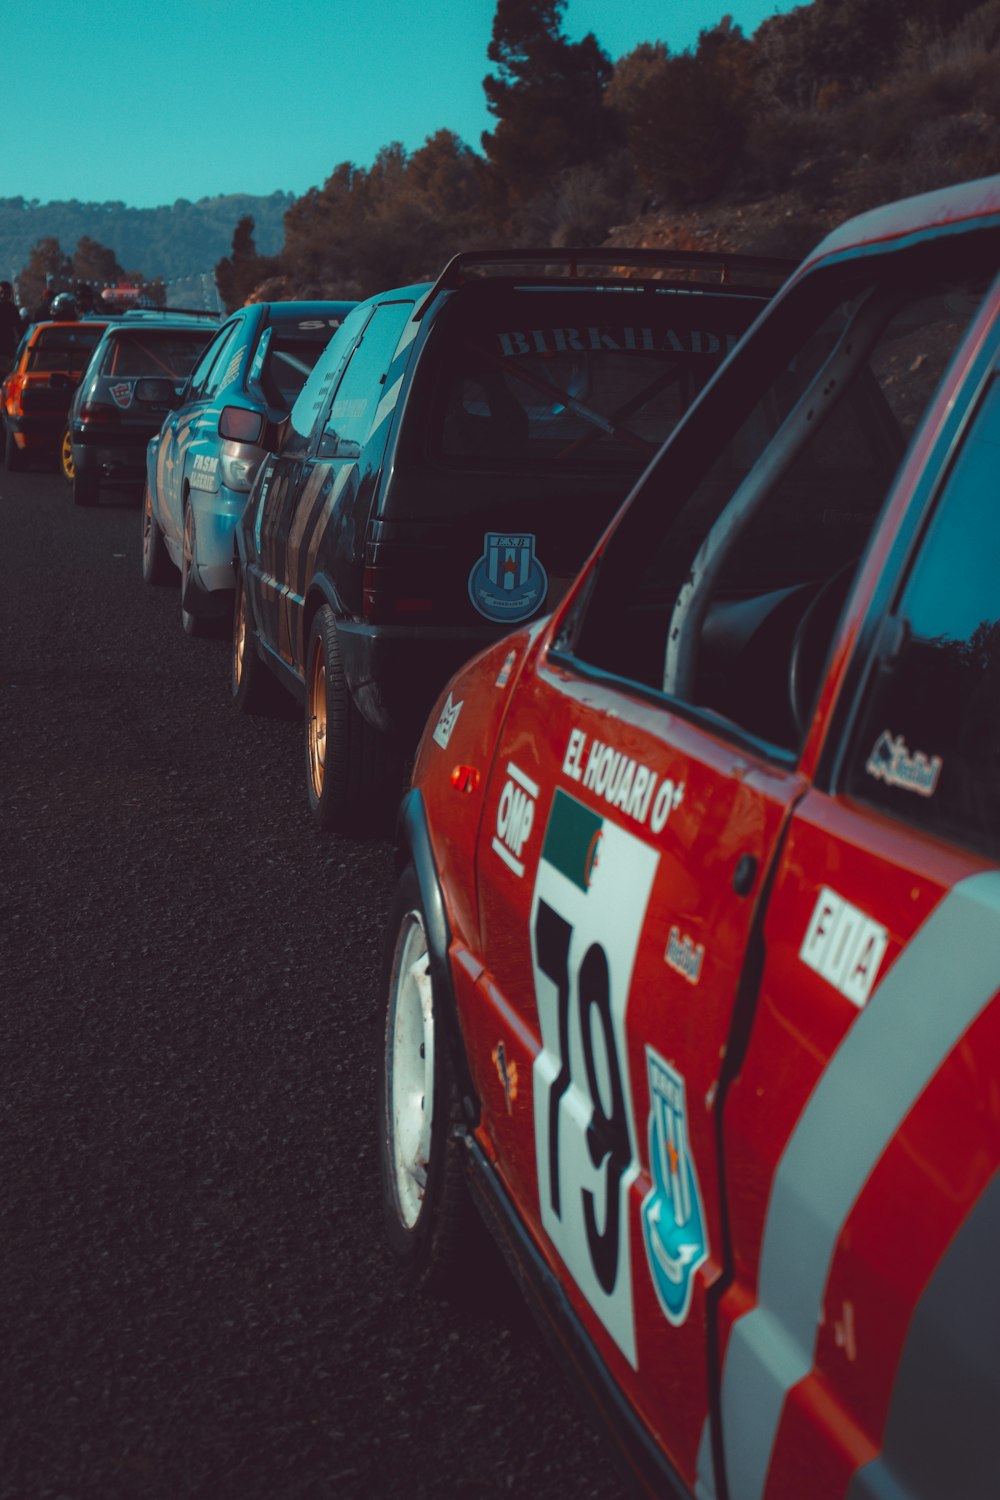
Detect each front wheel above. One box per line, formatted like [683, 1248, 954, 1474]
[376, 865, 471, 1292]
[304, 604, 404, 836]
[141, 483, 174, 584]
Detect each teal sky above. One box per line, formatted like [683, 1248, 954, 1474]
[5, 0, 800, 209]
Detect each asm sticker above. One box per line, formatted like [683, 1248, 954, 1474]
[641, 1048, 709, 1327]
[109, 380, 133, 409]
[468, 533, 546, 623]
[432, 693, 462, 748]
[189, 453, 219, 492]
[800, 886, 888, 1007]
[491, 762, 538, 877]
[531, 788, 658, 1367]
[866, 729, 942, 797]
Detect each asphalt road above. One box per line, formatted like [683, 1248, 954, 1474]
[0, 462, 626, 1500]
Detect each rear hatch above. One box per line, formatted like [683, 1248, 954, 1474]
[80, 326, 215, 435]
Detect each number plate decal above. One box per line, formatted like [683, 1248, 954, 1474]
[530, 788, 658, 1367]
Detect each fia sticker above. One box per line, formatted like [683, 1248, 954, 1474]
[431, 693, 462, 749]
[468, 533, 547, 624]
[492, 1040, 519, 1114]
[800, 886, 888, 1007]
[866, 730, 942, 798]
[491, 761, 539, 877]
[665, 926, 704, 985]
[495, 648, 517, 688]
[641, 1048, 709, 1328]
[110, 380, 133, 409]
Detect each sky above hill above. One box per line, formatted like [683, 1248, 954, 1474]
[6, 0, 799, 210]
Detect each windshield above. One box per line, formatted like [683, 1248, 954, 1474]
[26, 326, 104, 372]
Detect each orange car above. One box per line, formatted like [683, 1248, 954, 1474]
[1, 320, 107, 472]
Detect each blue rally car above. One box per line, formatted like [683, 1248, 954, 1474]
[141, 300, 354, 636]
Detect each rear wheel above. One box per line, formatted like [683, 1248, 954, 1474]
[377, 865, 472, 1292]
[304, 604, 404, 835]
[59, 426, 74, 483]
[141, 482, 174, 585]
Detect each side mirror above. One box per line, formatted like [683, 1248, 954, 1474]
[134, 377, 177, 407]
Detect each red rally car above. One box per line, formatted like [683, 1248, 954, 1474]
[377, 172, 1000, 1500]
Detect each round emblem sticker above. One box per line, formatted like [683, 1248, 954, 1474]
[468, 532, 547, 623]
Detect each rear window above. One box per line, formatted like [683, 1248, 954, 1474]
[100, 329, 213, 379]
[26, 326, 104, 371]
[428, 287, 764, 471]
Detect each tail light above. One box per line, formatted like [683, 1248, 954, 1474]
[219, 406, 264, 443]
[5, 374, 26, 416]
[80, 401, 120, 425]
[362, 539, 435, 622]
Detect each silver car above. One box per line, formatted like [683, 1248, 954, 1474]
[141, 299, 354, 636]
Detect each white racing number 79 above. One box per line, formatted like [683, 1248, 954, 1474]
[530, 788, 659, 1367]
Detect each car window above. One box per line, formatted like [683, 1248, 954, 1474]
[843, 373, 1000, 860]
[285, 304, 372, 453]
[26, 326, 104, 371]
[425, 287, 763, 471]
[187, 320, 241, 401]
[569, 271, 990, 752]
[261, 334, 331, 405]
[318, 302, 415, 459]
[101, 329, 213, 379]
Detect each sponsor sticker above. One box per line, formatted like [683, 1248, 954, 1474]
[109, 380, 133, 409]
[468, 533, 547, 623]
[641, 1048, 710, 1327]
[800, 886, 888, 1007]
[492, 1040, 519, 1114]
[491, 762, 539, 877]
[431, 692, 462, 749]
[563, 729, 684, 835]
[665, 926, 704, 985]
[866, 730, 942, 797]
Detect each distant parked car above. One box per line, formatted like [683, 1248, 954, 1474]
[66, 312, 218, 505]
[231, 248, 791, 834]
[1, 319, 107, 471]
[141, 300, 354, 636]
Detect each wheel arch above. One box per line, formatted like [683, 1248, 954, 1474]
[396, 786, 481, 1130]
[302, 573, 347, 664]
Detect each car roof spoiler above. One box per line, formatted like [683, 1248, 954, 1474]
[414, 246, 796, 319]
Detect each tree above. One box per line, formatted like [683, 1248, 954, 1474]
[481, 0, 616, 206]
[72, 235, 124, 290]
[215, 215, 279, 312]
[18, 236, 73, 309]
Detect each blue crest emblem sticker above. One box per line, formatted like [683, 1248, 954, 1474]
[468, 532, 547, 623]
[641, 1048, 709, 1327]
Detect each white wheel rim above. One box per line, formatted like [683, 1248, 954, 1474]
[387, 909, 434, 1230]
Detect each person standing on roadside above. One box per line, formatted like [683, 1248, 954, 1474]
[0, 281, 23, 372]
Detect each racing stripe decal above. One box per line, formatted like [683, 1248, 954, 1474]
[716, 871, 1000, 1500]
[845, 1168, 1000, 1500]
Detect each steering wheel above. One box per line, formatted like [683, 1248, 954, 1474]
[788, 562, 857, 738]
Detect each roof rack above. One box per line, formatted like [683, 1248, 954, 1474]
[414, 246, 795, 318]
[120, 307, 220, 321]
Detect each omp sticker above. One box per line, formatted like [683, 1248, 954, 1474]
[531, 788, 659, 1367]
[563, 730, 684, 835]
[432, 693, 462, 749]
[866, 730, 942, 797]
[641, 1048, 709, 1327]
[665, 927, 704, 985]
[468, 533, 546, 624]
[800, 887, 888, 1008]
[109, 380, 133, 409]
[492, 1040, 519, 1114]
[497, 327, 740, 357]
[491, 762, 539, 877]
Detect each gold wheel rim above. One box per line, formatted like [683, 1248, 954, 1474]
[61, 427, 74, 482]
[234, 585, 246, 688]
[307, 645, 327, 798]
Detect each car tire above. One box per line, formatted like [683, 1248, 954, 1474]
[304, 604, 404, 836]
[73, 467, 99, 506]
[59, 426, 74, 483]
[377, 863, 472, 1292]
[231, 569, 275, 713]
[141, 482, 175, 585]
[180, 500, 212, 637]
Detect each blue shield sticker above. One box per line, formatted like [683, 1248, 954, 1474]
[641, 1048, 709, 1327]
[468, 532, 547, 623]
